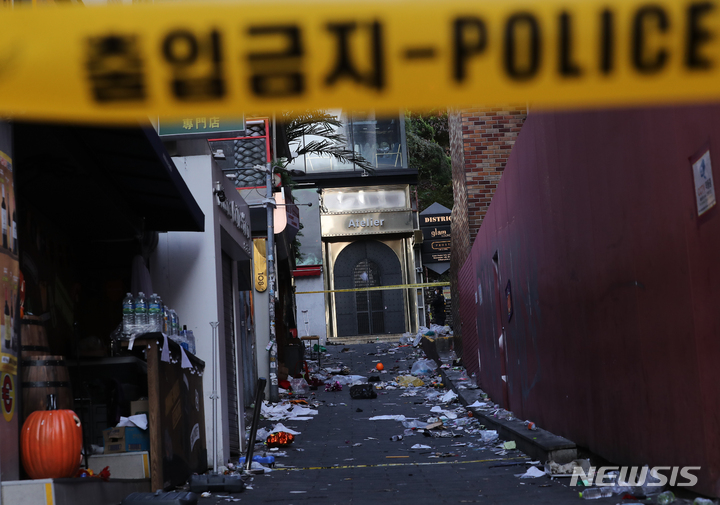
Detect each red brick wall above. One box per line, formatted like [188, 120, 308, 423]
[460, 107, 526, 240]
[448, 105, 526, 356]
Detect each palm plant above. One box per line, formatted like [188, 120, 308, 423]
[279, 110, 374, 173]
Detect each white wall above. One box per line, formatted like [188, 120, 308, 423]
[295, 274, 327, 344]
[150, 155, 249, 467]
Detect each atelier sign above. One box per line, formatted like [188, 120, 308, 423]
[0, 0, 719, 122]
[321, 211, 412, 237]
[348, 217, 385, 229]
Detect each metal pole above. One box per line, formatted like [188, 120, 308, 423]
[210, 321, 219, 474]
[265, 163, 279, 402]
[243, 377, 267, 473]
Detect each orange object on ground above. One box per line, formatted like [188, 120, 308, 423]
[376, 363, 384, 371]
[21, 398, 83, 479]
[266, 432, 295, 447]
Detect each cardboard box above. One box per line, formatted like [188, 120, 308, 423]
[88, 451, 150, 479]
[103, 427, 150, 454]
[130, 400, 149, 416]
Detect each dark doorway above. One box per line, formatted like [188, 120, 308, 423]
[354, 259, 385, 334]
[221, 251, 240, 455]
[334, 240, 405, 337]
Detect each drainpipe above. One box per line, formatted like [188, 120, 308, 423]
[267, 114, 279, 403]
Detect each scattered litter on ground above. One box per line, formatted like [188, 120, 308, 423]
[467, 400, 489, 408]
[369, 415, 407, 421]
[517, 466, 546, 479]
[440, 390, 458, 403]
[270, 423, 301, 435]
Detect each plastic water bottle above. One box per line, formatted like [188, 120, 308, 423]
[579, 488, 613, 499]
[162, 306, 169, 334]
[656, 491, 675, 505]
[169, 309, 179, 336]
[238, 455, 275, 466]
[186, 329, 196, 354]
[148, 293, 162, 332]
[122, 293, 135, 333]
[177, 326, 188, 351]
[134, 292, 148, 327]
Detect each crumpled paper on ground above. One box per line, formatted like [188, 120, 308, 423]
[369, 415, 407, 421]
[467, 400, 489, 408]
[270, 423, 301, 435]
[430, 406, 458, 419]
[261, 401, 319, 421]
[517, 466, 546, 479]
[440, 390, 458, 403]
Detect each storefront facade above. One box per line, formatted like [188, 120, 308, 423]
[320, 185, 418, 341]
[150, 148, 253, 464]
[7, 120, 206, 494]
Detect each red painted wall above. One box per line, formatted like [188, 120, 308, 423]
[459, 105, 720, 497]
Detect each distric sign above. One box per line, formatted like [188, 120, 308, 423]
[0, 0, 719, 122]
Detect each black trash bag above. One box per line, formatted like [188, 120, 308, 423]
[350, 384, 377, 399]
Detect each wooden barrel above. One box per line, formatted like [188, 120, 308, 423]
[20, 316, 50, 360]
[21, 355, 73, 421]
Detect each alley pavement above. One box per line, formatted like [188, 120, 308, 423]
[198, 342, 592, 505]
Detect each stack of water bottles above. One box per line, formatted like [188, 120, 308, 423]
[121, 292, 195, 354]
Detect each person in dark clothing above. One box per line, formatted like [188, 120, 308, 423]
[431, 289, 446, 326]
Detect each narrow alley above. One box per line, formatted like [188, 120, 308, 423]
[198, 341, 590, 505]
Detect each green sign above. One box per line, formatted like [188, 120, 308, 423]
[157, 116, 246, 139]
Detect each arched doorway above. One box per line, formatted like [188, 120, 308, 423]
[334, 240, 405, 337]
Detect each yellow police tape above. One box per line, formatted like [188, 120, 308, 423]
[296, 282, 449, 295]
[0, 0, 718, 123]
[273, 456, 528, 471]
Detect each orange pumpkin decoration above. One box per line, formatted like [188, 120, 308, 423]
[21, 395, 83, 479]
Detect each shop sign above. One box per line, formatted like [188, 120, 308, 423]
[157, 116, 246, 140]
[216, 177, 252, 257]
[424, 238, 451, 252]
[321, 210, 412, 237]
[2, 372, 14, 422]
[422, 251, 450, 263]
[420, 211, 451, 263]
[420, 214, 451, 226]
[253, 239, 267, 292]
[217, 197, 251, 240]
[421, 225, 450, 241]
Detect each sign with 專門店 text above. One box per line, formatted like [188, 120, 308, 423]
[157, 117, 246, 140]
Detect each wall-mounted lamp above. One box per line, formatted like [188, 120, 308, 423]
[213, 181, 227, 202]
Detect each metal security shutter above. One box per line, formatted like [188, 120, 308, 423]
[222, 252, 240, 455]
[334, 240, 405, 337]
